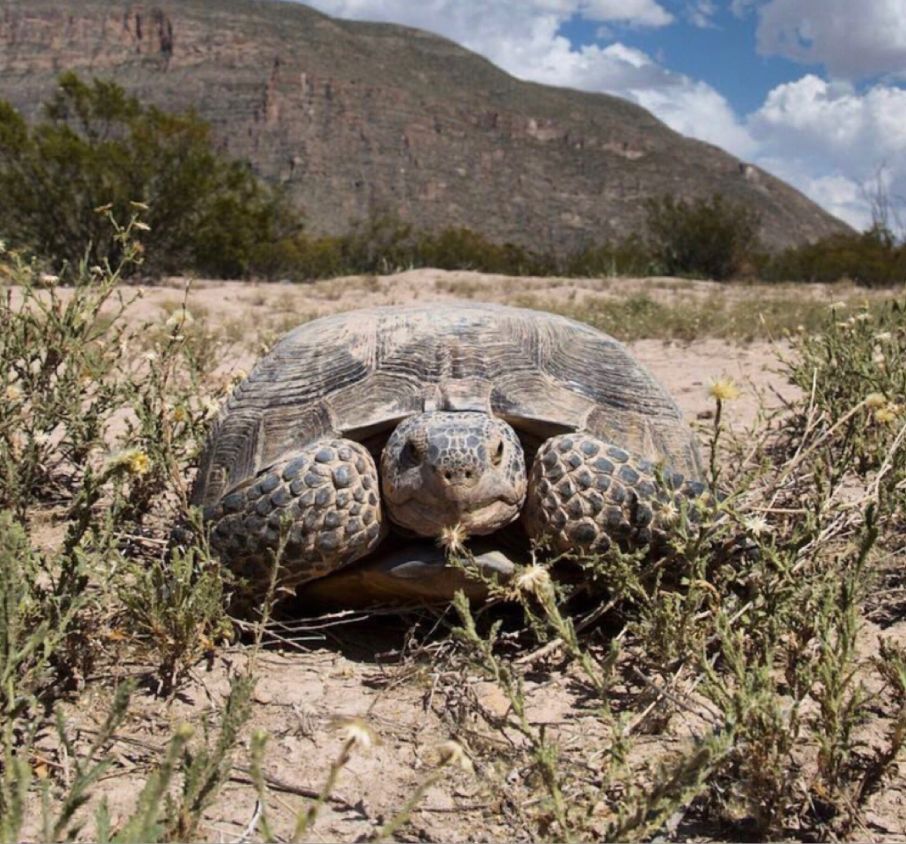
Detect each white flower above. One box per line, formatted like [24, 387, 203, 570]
[743, 514, 770, 537]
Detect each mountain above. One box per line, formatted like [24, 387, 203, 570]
[0, 0, 850, 252]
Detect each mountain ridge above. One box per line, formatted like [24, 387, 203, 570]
[0, 0, 850, 252]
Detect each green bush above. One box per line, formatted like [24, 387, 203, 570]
[761, 225, 906, 286]
[0, 72, 300, 277]
[644, 193, 762, 280]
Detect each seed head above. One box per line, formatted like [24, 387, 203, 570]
[434, 740, 474, 773]
[165, 308, 195, 331]
[514, 564, 553, 599]
[333, 716, 376, 752]
[439, 522, 469, 555]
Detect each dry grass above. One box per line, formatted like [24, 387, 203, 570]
[1, 223, 904, 841]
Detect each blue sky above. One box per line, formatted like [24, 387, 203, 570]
[298, 0, 906, 232]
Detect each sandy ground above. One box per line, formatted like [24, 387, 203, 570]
[14, 269, 905, 841]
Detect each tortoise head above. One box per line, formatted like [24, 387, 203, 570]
[380, 412, 526, 538]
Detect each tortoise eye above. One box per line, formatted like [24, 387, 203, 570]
[400, 438, 424, 469]
[491, 439, 505, 467]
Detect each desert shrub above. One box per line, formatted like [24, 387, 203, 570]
[761, 224, 906, 286]
[645, 193, 762, 280]
[563, 234, 656, 277]
[0, 72, 300, 277]
[433, 296, 904, 840]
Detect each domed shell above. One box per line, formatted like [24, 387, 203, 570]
[191, 303, 702, 509]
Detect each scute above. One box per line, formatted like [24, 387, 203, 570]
[191, 303, 701, 510]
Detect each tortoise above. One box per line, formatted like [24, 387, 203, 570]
[190, 303, 708, 604]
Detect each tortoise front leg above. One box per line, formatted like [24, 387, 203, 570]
[523, 433, 708, 555]
[204, 438, 385, 592]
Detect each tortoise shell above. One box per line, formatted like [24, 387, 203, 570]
[191, 303, 701, 510]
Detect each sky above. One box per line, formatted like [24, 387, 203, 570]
[297, 0, 906, 233]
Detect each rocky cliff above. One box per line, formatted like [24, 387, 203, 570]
[0, 0, 850, 251]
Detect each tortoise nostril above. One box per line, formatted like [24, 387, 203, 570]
[444, 470, 453, 481]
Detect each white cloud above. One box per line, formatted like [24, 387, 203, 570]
[755, 0, 906, 80]
[748, 75, 906, 229]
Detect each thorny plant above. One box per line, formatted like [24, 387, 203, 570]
[426, 298, 905, 841]
[1, 208, 904, 841]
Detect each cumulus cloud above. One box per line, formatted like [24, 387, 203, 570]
[748, 75, 906, 228]
[755, 0, 906, 80]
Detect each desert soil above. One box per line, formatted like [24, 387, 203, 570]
[21, 270, 906, 841]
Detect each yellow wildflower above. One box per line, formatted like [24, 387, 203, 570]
[865, 392, 887, 409]
[108, 448, 151, 476]
[875, 404, 901, 425]
[707, 377, 741, 402]
[126, 450, 151, 475]
[170, 405, 189, 423]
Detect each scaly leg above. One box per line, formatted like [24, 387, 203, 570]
[523, 433, 708, 555]
[204, 438, 385, 593]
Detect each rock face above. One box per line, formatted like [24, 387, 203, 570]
[0, 0, 850, 251]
